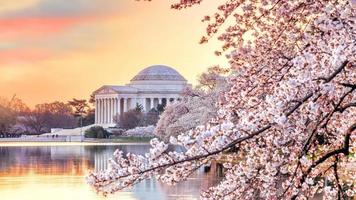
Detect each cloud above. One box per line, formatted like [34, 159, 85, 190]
[1, 0, 123, 18]
[0, 15, 97, 62]
[0, 15, 111, 65]
[0, 0, 41, 13]
[0, 0, 122, 65]
[0, 15, 100, 40]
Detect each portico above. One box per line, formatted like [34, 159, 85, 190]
[94, 96, 180, 124]
[93, 65, 190, 125]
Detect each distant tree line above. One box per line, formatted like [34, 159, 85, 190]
[0, 96, 95, 137]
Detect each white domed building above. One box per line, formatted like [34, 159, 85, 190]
[93, 65, 191, 125]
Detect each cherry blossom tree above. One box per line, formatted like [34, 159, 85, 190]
[154, 92, 217, 142]
[155, 67, 230, 142]
[88, 0, 355, 199]
[196, 66, 230, 91]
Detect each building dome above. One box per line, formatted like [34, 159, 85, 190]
[131, 65, 186, 82]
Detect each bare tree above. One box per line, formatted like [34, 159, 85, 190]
[20, 101, 77, 134]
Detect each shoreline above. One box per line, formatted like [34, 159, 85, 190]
[0, 138, 152, 147]
[0, 141, 151, 147]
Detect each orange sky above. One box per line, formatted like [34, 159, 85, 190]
[0, 0, 228, 107]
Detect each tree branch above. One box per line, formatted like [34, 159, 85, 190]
[308, 123, 354, 172]
[339, 82, 356, 89]
[333, 156, 344, 200]
[336, 102, 356, 113]
[291, 123, 356, 200]
[94, 92, 314, 190]
[318, 60, 349, 83]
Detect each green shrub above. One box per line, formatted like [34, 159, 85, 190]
[85, 126, 110, 138]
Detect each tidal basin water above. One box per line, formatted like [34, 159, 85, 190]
[0, 143, 219, 200]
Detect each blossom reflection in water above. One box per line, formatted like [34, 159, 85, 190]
[0, 144, 220, 200]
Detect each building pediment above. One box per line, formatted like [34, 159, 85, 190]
[94, 86, 119, 95]
[94, 85, 139, 95]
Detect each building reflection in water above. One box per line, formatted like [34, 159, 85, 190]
[0, 144, 221, 200]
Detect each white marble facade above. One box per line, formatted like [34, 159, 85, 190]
[93, 65, 191, 124]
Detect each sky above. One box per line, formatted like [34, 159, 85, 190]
[0, 0, 228, 107]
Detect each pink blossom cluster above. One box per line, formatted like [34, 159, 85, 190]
[88, 0, 355, 199]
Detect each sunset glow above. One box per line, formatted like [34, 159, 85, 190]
[0, 0, 227, 107]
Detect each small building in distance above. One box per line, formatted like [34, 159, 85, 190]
[93, 65, 191, 125]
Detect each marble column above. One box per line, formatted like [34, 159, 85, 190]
[110, 99, 112, 123]
[109, 99, 112, 123]
[98, 99, 101, 124]
[103, 99, 106, 124]
[102, 99, 105, 124]
[104, 99, 109, 124]
[118, 98, 121, 116]
[96, 99, 99, 124]
[118, 98, 122, 116]
[112, 99, 115, 122]
[142, 98, 147, 112]
[113, 98, 117, 121]
[95, 100, 98, 124]
[111, 98, 114, 123]
[98, 99, 102, 124]
[107, 99, 110, 124]
[123, 98, 127, 113]
[105, 99, 109, 124]
[114, 98, 118, 122]
[150, 98, 154, 110]
[158, 98, 162, 105]
[101, 99, 104, 124]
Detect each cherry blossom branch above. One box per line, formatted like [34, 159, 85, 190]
[281, 58, 355, 198]
[318, 60, 350, 83]
[89, 1, 355, 199]
[336, 102, 356, 113]
[321, 86, 355, 131]
[92, 91, 314, 193]
[291, 123, 356, 199]
[302, 60, 354, 155]
[308, 123, 353, 170]
[199, 0, 244, 44]
[333, 156, 344, 200]
[282, 88, 354, 198]
[339, 82, 356, 89]
[171, 0, 203, 9]
[92, 45, 352, 196]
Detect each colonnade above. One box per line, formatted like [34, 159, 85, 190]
[95, 98, 120, 124]
[95, 97, 179, 124]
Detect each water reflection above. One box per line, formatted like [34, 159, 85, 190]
[0, 144, 220, 200]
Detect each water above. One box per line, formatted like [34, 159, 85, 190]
[0, 143, 220, 200]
